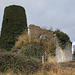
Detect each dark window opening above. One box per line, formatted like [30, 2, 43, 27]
[6, 18, 8, 23]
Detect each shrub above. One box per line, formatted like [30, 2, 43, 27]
[54, 29, 71, 49]
[0, 48, 7, 52]
[0, 52, 42, 74]
[18, 42, 43, 60]
[12, 30, 43, 60]
[12, 32, 29, 51]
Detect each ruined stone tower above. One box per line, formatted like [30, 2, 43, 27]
[0, 5, 27, 50]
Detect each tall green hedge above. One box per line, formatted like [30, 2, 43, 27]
[0, 5, 27, 50]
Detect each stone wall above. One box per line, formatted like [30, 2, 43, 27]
[0, 5, 27, 50]
[29, 24, 54, 40]
[29, 24, 57, 56]
[56, 43, 72, 62]
[29, 25, 72, 63]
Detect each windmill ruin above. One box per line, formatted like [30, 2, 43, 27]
[29, 24, 72, 63]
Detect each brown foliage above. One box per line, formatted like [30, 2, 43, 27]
[12, 31, 29, 51]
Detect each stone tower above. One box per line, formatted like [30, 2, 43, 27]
[0, 5, 27, 50]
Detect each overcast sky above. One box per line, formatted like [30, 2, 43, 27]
[0, 0, 75, 43]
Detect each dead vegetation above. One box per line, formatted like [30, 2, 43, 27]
[0, 61, 75, 75]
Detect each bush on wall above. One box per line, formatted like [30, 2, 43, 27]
[54, 29, 71, 49]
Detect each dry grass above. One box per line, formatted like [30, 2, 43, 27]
[48, 67, 75, 75]
[0, 54, 75, 75]
[0, 66, 75, 75]
[34, 67, 75, 75]
[0, 70, 16, 75]
[0, 70, 26, 75]
[34, 61, 75, 75]
[48, 56, 56, 63]
[12, 32, 29, 51]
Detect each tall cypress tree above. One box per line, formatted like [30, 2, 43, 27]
[0, 5, 27, 50]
